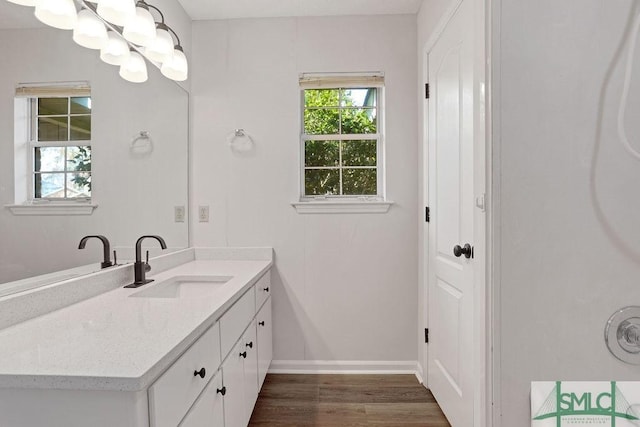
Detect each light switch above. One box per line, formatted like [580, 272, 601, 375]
[198, 205, 210, 222]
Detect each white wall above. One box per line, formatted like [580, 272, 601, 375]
[494, 0, 640, 425]
[191, 15, 419, 364]
[416, 0, 459, 379]
[0, 27, 189, 283]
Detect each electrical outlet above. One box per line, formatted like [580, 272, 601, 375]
[198, 205, 209, 223]
[174, 206, 185, 223]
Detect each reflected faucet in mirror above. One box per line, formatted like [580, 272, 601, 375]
[78, 235, 115, 269]
[125, 235, 167, 288]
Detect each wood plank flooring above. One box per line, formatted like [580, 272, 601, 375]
[248, 374, 451, 427]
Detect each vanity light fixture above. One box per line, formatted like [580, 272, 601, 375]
[6, 0, 188, 83]
[96, 0, 135, 26]
[34, 0, 78, 30]
[119, 48, 148, 83]
[122, 1, 156, 47]
[100, 30, 131, 65]
[73, 8, 108, 49]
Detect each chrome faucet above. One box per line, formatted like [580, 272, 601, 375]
[125, 235, 167, 288]
[78, 235, 114, 269]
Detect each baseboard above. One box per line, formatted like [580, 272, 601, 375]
[415, 362, 425, 385]
[268, 360, 419, 375]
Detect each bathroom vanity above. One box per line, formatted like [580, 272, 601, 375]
[0, 248, 273, 427]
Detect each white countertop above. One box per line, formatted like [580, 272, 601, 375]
[0, 259, 271, 392]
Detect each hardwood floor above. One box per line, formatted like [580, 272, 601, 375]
[248, 374, 451, 427]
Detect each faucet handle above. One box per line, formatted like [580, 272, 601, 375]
[113, 250, 117, 266]
[144, 251, 151, 272]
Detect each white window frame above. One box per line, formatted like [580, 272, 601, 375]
[293, 73, 393, 214]
[7, 82, 97, 216]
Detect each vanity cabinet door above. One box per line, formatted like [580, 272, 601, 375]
[221, 340, 246, 427]
[254, 271, 271, 311]
[149, 324, 221, 427]
[179, 370, 224, 427]
[242, 320, 259, 420]
[256, 297, 272, 389]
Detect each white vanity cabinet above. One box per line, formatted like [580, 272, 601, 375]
[0, 261, 273, 427]
[149, 270, 272, 427]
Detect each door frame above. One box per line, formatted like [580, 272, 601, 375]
[419, 0, 495, 426]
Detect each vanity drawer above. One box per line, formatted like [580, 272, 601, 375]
[255, 270, 271, 311]
[149, 323, 221, 427]
[220, 287, 255, 359]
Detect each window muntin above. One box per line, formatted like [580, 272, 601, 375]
[301, 85, 382, 198]
[31, 96, 92, 200]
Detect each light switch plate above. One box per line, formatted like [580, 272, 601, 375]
[198, 205, 209, 222]
[174, 206, 185, 222]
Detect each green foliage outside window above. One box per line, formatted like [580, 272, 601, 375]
[303, 88, 379, 196]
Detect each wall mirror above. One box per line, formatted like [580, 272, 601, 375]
[0, 4, 189, 297]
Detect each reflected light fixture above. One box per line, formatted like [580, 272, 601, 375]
[6, 0, 188, 83]
[96, 0, 135, 26]
[119, 49, 148, 83]
[73, 8, 108, 49]
[34, 0, 78, 30]
[100, 30, 131, 65]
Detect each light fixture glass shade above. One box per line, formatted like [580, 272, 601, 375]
[97, 0, 135, 26]
[7, 0, 37, 6]
[144, 25, 173, 63]
[122, 4, 156, 47]
[100, 31, 130, 65]
[73, 9, 108, 50]
[119, 50, 148, 83]
[161, 47, 188, 81]
[34, 0, 78, 30]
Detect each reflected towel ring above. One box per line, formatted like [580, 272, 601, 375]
[227, 128, 255, 152]
[130, 131, 153, 156]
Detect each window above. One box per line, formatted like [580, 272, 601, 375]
[20, 84, 92, 202]
[299, 74, 384, 201]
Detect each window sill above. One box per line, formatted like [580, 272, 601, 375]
[6, 203, 98, 216]
[291, 200, 394, 214]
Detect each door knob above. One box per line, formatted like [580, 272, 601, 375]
[453, 243, 473, 259]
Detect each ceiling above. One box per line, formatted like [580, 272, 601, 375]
[0, 0, 423, 30]
[177, 0, 423, 21]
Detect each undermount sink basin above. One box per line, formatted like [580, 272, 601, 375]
[130, 275, 232, 298]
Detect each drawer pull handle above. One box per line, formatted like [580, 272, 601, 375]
[246, 341, 253, 348]
[259, 321, 265, 326]
[263, 287, 269, 292]
[240, 351, 247, 359]
[216, 386, 227, 396]
[194, 368, 206, 378]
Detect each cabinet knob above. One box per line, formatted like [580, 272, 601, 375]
[246, 341, 253, 348]
[259, 321, 265, 326]
[239, 351, 247, 359]
[216, 386, 227, 396]
[193, 367, 206, 379]
[263, 287, 269, 292]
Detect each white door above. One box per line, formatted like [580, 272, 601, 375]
[221, 341, 247, 427]
[427, 0, 476, 426]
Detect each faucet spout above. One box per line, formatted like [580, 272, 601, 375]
[78, 235, 113, 269]
[125, 235, 168, 288]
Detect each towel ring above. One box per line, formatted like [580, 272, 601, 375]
[130, 131, 153, 155]
[227, 129, 255, 152]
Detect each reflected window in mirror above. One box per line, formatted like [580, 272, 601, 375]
[15, 83, 92, 203]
